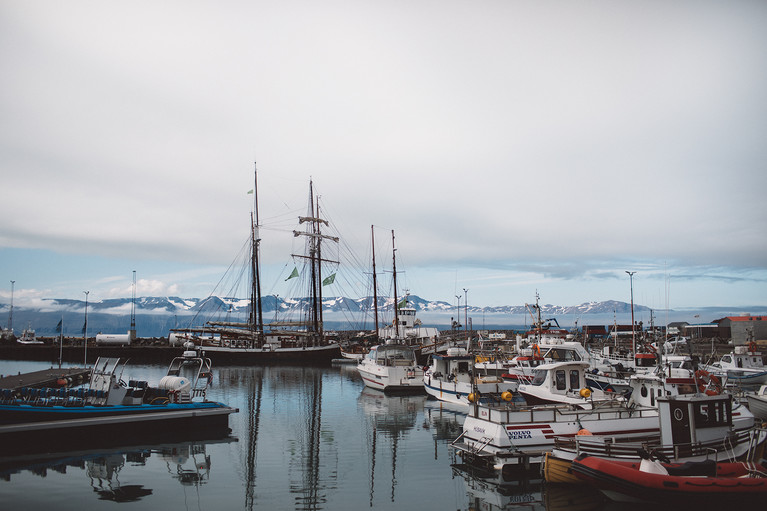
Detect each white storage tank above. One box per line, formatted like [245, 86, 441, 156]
[95, 332, 132, 345]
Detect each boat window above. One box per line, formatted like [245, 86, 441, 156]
[555, 370, 566, 391]
[640, 385, 648, 398]
[458, 362, 469, 373]
[677, 384, 697, 395]
[721, 355, 731, 364]
[531, 369, 546, 386]
[569, 370, 579, 389]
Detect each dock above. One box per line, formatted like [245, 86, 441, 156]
[0, 367, 91, 390]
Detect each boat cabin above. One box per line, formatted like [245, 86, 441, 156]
[427, 348, 473, 384]
[657, 394, 737, 455]
[518, 361, 597, 407]
[627, 372, 698, 408]
[711, 345, 765, 372]
[365, 344, 419, 366]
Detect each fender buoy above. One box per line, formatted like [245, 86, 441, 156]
[748, 341, 758, 353]
[695, 369, 722, 396]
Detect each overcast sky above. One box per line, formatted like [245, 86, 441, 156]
[1, 1, 766, 314]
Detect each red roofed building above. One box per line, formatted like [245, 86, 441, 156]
[714, 315, 767, 344]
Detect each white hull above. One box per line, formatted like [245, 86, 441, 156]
[724, 369, 767, 385]
[358, 364, 424, 391]
[356, 344, 424, 391]
[747, 393, 767, 420]
[454, 401, 659, 469]
[423, 375, 515, 406]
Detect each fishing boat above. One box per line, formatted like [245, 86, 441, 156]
[747, 384, 767, 420]
[423, 347, 515, 406]
[570, 453, 767, 505]
[0, 353, 237, 455]
[702, 343, 767, 385]
[516, 361, 620, 408]
[170, 171, 340, 363]
[356, 230, 425, 392]
[497, 347, 546, 389]
[450, 361, 753, 472]
[340, 344, 369, 361]
[357, 342, 424, 392]
[451, 385, 660, 471]
[542, 388, 764, 484]
[16, 324, 43, 345]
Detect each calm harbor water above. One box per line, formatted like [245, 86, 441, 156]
[0, 359, 669, 510]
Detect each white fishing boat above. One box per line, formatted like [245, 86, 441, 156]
[746, 384, 767, 420]
[378, 297, 440, 350]
[17, 324, 43, 345]
[423, 347, 515, 406]
[544, 373, 763, 483]
[357, 343, 424, 391]
[498, 347, 546, 389]
[451, 363, 730, 471]
[702, 343, 767, 385]
[516, 361, 620, 409]
[340, 344, 368, 361]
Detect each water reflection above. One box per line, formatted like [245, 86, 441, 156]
[358, 387, 426, 505]
[0, 437, 236, 503]
[453, 463, 545, 510]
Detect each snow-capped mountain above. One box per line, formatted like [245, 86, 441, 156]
[21, 295, 650, 316]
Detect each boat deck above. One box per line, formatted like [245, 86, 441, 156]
[0, 368, 90, 390]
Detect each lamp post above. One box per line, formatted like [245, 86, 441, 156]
[625, 271, 636, 354]
[83, 290, 89, 365]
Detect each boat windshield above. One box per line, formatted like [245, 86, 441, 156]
[379, 347, 413, 362]
[530, 369, 547, 386]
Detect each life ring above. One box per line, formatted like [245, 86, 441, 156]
[748, 341, 758, 353]
[695, 369, 722, 396]
[533, 344, 541, 358]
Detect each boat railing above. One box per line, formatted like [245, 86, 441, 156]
[555, 426, 765, 462]
[480, 400, 656, 424]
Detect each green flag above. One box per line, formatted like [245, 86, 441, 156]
[247, 189, 254, 194]
[285, 267, 299, 281]
[322, 273, 336, 286]
[397, 297, 408, 309]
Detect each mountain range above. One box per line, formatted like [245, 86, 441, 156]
[1, 295, 763, 338]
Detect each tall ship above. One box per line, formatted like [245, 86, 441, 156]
[170, 169, 340, 363]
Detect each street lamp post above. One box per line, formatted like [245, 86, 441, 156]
[83, 291, 89, 366]
[625, 271, 636, 354]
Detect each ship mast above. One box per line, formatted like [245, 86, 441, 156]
[251, 163, 264, 341]
[293, 180, 338, 345]
[371, 225, 379, 343]
[391, 230, 399, 340]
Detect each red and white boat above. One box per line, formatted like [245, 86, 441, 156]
[571, 453, 767, 505]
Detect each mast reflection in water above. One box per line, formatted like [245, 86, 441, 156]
[0, 360, 618, 511]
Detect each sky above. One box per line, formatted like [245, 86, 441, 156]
[1, 1, 766, 315]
